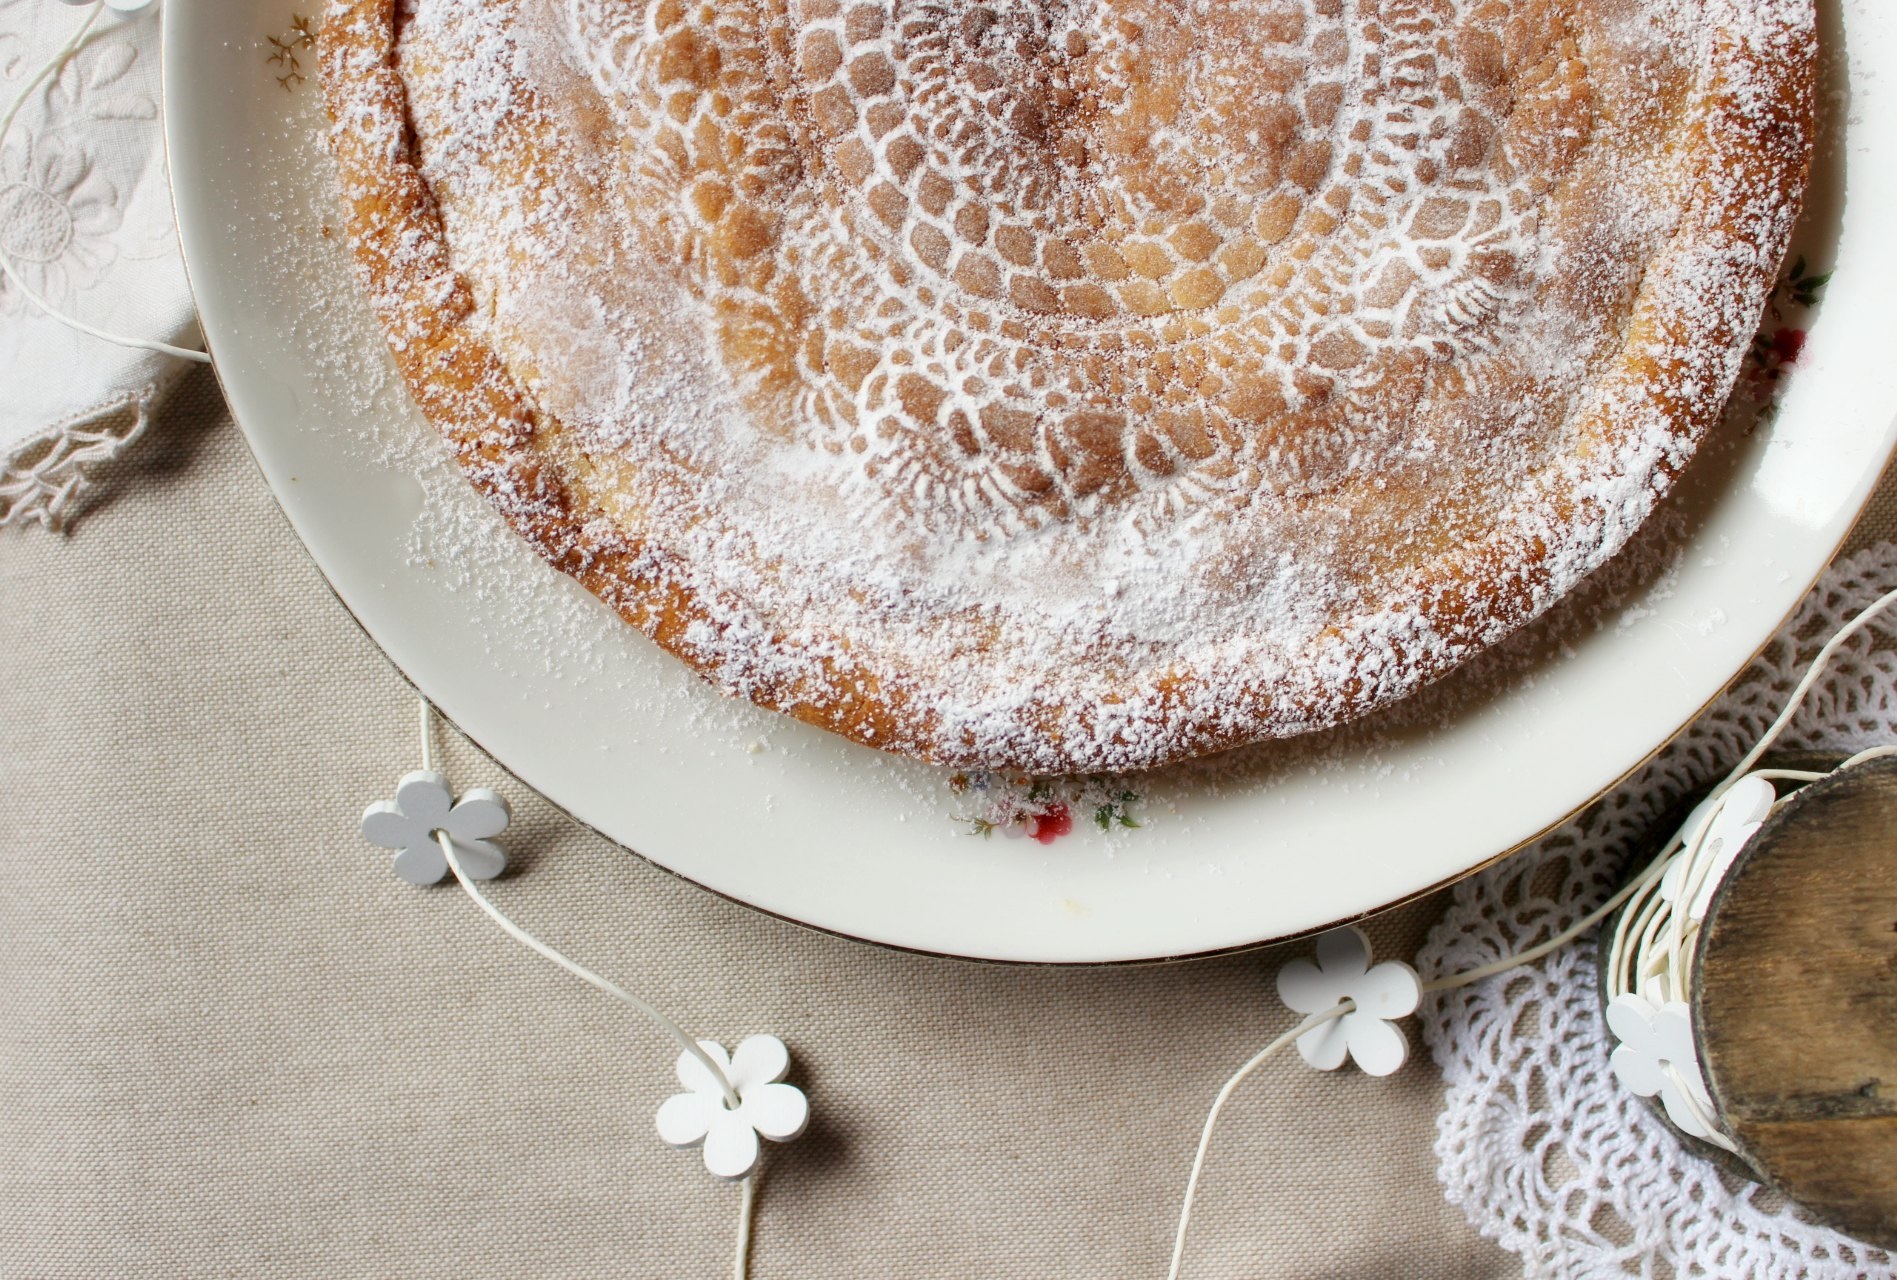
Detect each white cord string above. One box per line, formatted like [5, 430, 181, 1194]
[420, 700, 767, 1277]
[0, 3, 212, 364]
[421, 704, 737, 1108]
[1604, 814, 1745, 1149]
[434, 827, 742, 1110]
[1164, 1003, 1351, 1280]
[407, 587, 1897, 1279]
[1170, 583, 1897, 1275]
[1725, 584, 1897, 783]
[1163, 871, 1661, 1280]
[1599, 588, 1897, 1150]
[735, 1171, 757, 1280]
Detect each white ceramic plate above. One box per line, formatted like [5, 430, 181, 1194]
[165, 0, 1897, 963]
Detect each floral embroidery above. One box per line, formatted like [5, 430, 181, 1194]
[0, 136, 120, 314]
[0, 24, 26, 85]
[1, 7, 166, 312]
[44, 32, 157, 128]
[1, 0, 200, 529]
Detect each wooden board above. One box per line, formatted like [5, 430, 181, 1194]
[1697, 754, 1897, 1250]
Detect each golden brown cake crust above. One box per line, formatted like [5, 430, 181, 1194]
[320, 0, 1815, 772]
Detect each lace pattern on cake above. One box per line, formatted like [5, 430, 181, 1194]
[566, 0, 1590, 533]
[1418, 542, 1897, 1279]
[325, 0, 1814, 770]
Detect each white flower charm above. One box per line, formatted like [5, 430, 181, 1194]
[360, 770, 509, 885]
[1606, 993, 1720, 1140]
[1661, 774, 1775, 921]
[656, 1035, 809, 1181]
[1276, 926, 1422, 1077]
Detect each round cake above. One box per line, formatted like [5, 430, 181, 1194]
[320, 0, 1815, 772]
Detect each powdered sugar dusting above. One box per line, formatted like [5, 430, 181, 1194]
[320, 0, 1815, 771]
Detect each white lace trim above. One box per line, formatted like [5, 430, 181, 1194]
[0, 378, 164, 529]
[1, 4, 195, 531]
[1419, 543, 1897, 1280]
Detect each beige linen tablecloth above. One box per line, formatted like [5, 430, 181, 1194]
[5, 371, 1893, 1278]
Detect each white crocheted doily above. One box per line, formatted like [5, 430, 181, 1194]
[1419, 544, 1897, 1279]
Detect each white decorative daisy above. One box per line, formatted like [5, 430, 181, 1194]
[1606, 993, 1720, 1140]
[0, 136, 121, 315]
[359, 770, 510, 885]
[1660, 774, 1775, 922]
[1276, 926, 1422, 1077]
[655, 1035, 809, 1180]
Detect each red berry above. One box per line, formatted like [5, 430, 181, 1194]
[1031, 805, 1073, 844]
[1771, 328, 1806, 363]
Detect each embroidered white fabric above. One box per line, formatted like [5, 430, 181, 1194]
[0, 1, 194, 528]
[1419, 543, 1897, 1279]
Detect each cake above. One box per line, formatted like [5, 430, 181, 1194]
[320, 0, 1816, 772]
